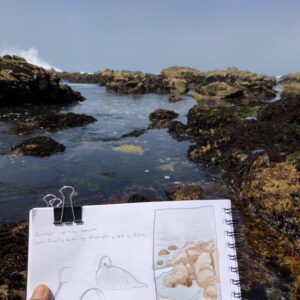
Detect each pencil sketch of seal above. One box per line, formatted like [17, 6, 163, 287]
[95, 256, 147, 290]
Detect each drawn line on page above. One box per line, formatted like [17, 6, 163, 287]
[95, 255, 148, 290]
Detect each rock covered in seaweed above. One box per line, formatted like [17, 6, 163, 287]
[98, 66, 276, 100]
[186, 105, 239, 136]
[192, 82, 244, 100]
[161, 66, 276, 100]
[0, 55, 84, 105]
[258, 92, 300, 125]
[102, 69, 168, 94]
[0, 222, 28, 300]
[183, 92, 300, 297]
[16, 112, 97, 131]
[186, 94, 300, 245]
[240, 154, 300, 243]
[165, 184, 204, 200]
[149, 109, 179, 121]
[11, 136, 65, 157]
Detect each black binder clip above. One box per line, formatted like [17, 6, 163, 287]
[52, 186, 83, 225]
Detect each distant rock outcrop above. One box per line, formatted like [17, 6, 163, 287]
[192, 82, 244, 100]
[100, 69, 168, 94]
[57, 71, 102, 83]
[96, 66, 276, 100]
[0, 55, 85, 105]
[280, 72, 300, 84]
[191, 67, 276, 101]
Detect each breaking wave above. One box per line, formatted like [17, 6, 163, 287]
[0, 47, 62, 71]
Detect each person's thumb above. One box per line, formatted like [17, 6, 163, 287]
[30, 284, 50, 300]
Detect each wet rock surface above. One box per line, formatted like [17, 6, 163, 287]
[165, 184, 204, 200]
[11, 136, 65, 157]
[0, 55, 85, 105]
[120, 128, 147, 139]
[15, 112, 97, 132]
[148, 116, 189, 142]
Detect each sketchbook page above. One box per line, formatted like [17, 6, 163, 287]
[27, 199, 239, 300]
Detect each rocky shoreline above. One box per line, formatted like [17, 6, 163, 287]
[0, 56, 299, 299]
[58, 66, 277, 102]
[149, 91, 300, 299]
[0, 55, 84, 105]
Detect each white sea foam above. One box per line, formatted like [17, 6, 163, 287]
[0, 47, 62, 71]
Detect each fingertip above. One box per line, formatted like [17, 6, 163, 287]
[30, 284, 49, 300]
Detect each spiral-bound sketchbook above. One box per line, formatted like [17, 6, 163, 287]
[27, 200, 241, 300]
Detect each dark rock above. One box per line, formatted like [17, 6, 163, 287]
[165, 184, 204, 200]
[120, 128, 147, 138]
[186, 105, 239, 136]
[11, 136, 65, 157]
[169, 93, 183, 103]
[258, 92, 300, 125]
[0, 55, 85, 105]
[0, 222, 27, 300]
[149, 109, 178, 122]
[124, 193, 153, 203]
[16, 112, 97, 131]
[148, 119, 173, 129]
[167, 120, 190, 141]
[148, 112, 189, 141]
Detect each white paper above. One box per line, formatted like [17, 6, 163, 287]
[27, 200, 241, 300]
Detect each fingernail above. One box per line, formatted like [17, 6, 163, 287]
[31, 284, 49, 300]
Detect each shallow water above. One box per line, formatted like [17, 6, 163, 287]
[0, 84, 222, 223]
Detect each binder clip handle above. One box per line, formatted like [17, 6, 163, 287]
[53, 186, 83, 225]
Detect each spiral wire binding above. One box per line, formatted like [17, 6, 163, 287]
[223, 207, 242, 299]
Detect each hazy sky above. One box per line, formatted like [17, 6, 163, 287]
[1, 0, 300, 75]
